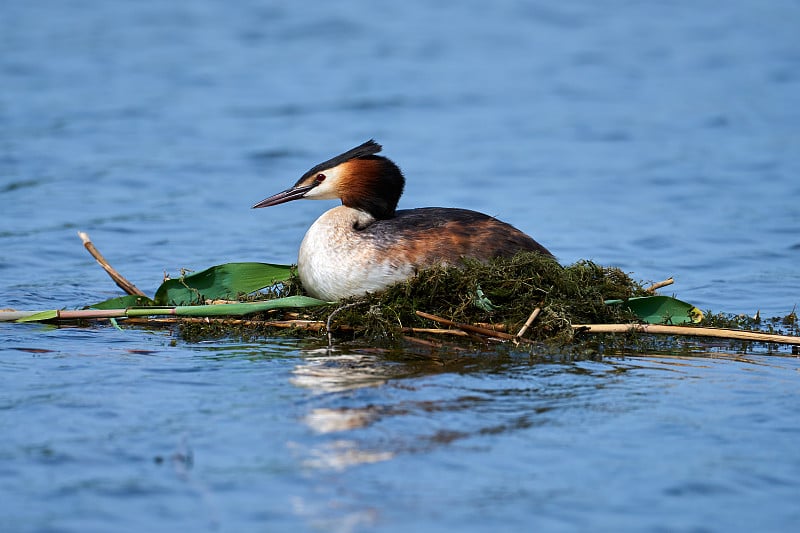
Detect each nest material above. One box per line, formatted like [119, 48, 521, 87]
[295, 252, 648, 343]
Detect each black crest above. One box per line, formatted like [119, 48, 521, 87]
[298, 140, 382, 183]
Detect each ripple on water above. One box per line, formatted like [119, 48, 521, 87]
[2, 0, 800, 531]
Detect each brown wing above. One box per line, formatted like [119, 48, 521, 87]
[358, 207, 553, 268]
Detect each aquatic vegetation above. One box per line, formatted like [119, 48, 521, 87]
[292, 252, 649, 343]
[3, 233, 797, 355]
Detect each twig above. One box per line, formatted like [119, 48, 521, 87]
[415, 310, 531, 344]
[645, 277, 674, 293]
[402, 327, 470, 337]
[514, 307, 541, 342]
[123, 317, 489, 340]
[402, 334, 469, 355]
[326, 302, 364, 348]
[475, 322, 507, 332]
[125, 319, 474, 338]
[403, 335, 449, 350]
[403, 335, 440, 348]
[573, 323, 800, 345]
[24, 310, 800, 348]
[78, 231, 146, 296]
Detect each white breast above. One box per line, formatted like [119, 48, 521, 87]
[297, 206, 414, 301]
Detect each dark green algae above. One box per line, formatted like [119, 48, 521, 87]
[174, 252, 800, 356]
[180, 253, 648, 346]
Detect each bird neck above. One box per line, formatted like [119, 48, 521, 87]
[339, 156, 405, 220]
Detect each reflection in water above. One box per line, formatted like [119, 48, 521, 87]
[290, 345, 518, 394]
[303, 407, 382, 433]
[4, 0, 799, 529]
[287, 347, 623, 532]
[289, 345, 586, 471]
[291, 496, 380, 533]
[287, 346, 800, 531]
[289, 348, 413, 472]
[291, 439, 395, 470]
[290, 350, 394, 393]
[290, 347, 785, 470]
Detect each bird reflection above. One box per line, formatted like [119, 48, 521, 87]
[289, 347, 445, 470]
[290, 350, 393, 393]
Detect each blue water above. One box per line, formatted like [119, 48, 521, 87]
[2, 1, 799, 531]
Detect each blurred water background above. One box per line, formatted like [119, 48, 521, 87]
[1, 1, 799, 531]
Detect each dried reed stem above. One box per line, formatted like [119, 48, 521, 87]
[515, 307, 541, 341]
[573, 323, 800, 345]
[645, 277, 674, 293]
[78, 231, 146, 296]
[404, 327, 470, 337]
[415, 310, 531, 344]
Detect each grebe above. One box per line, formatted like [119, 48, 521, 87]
[253, 140, 554, 301]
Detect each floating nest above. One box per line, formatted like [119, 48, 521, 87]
[12, 233, 794, 354]
[176, 252, 798, 355]
[290, 253, 645, 343]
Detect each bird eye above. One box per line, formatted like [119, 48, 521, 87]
[315, 173, 326, 182]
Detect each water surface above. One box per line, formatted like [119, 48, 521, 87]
[1, 1, 799, 531]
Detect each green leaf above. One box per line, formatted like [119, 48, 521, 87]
[473, 285, 497, 312]
[89, 294, 156, 309]
[15, 310, 59, 323]
[154, 263, 293, 306]
[172, 295, 328, 316]
[7, 296, 326, 323]
[605, 296, 704, 325]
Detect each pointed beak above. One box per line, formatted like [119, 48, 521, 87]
[252, 184, 315, 209]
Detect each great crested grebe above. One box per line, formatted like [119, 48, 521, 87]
[253, 140, 554, 301]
